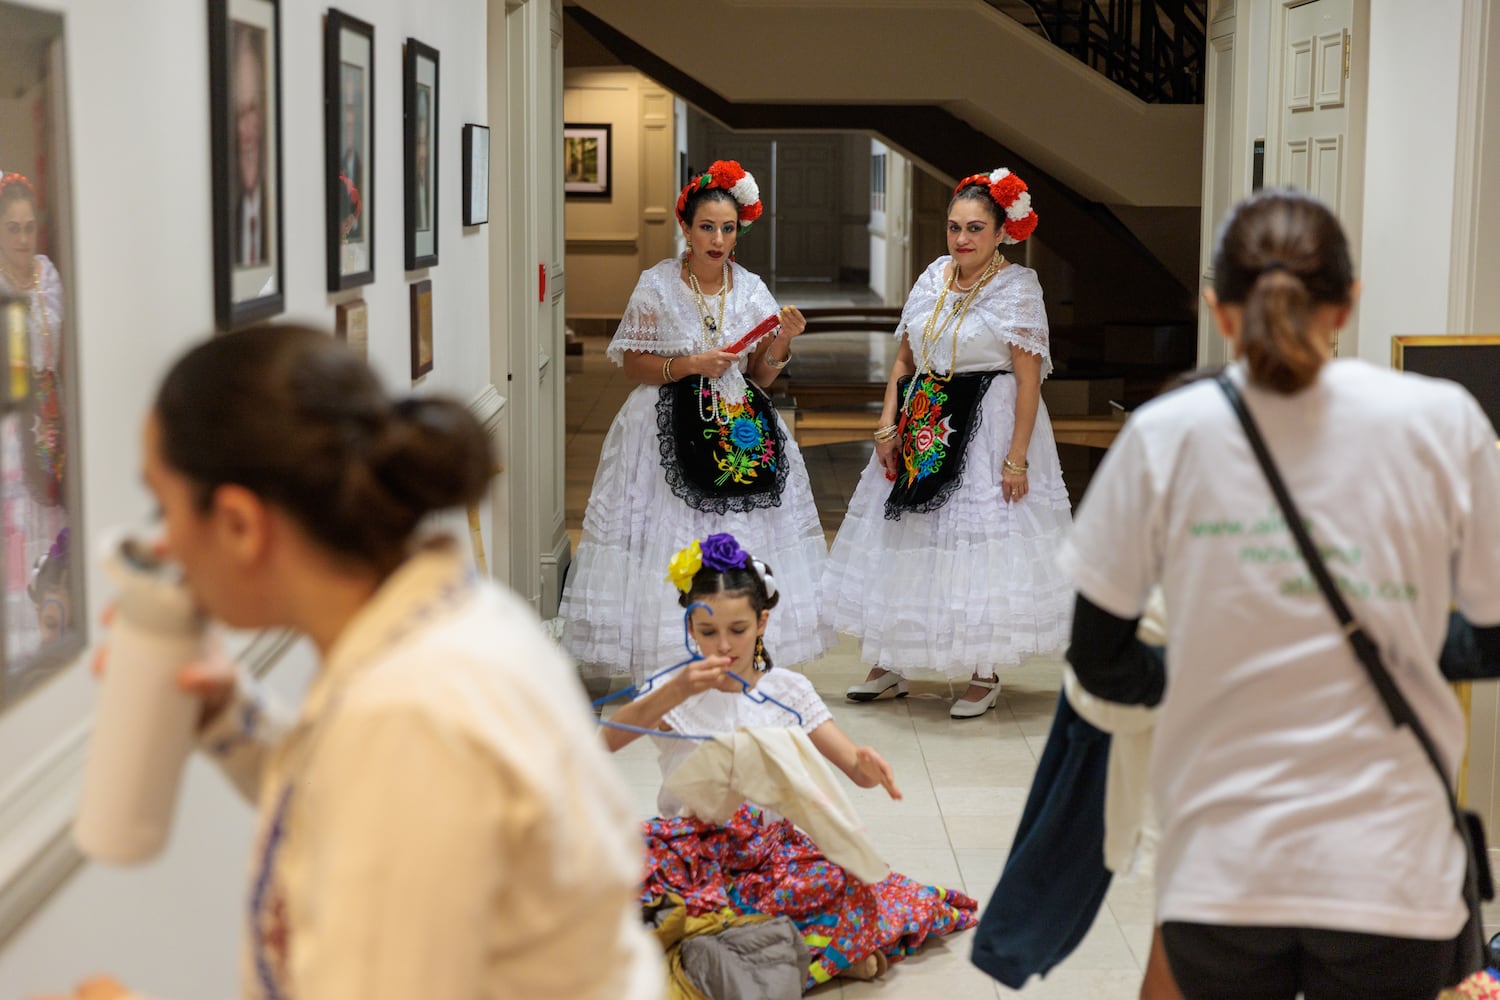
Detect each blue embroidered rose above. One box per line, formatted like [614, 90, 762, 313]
[729, 416, 763, 451]
[700, 532, 750, 572]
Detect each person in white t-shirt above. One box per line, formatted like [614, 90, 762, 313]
[1058, 189, 1500, 999]
[41, 325, 660, 1000]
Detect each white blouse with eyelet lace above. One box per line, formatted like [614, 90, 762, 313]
[897, 256, 1052, 379]
[606, 258, 781, 405]
[652, 668, 832, 817]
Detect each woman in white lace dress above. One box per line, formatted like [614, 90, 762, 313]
[824, 168, 1072, 718]
[0, 172, 69, 668]
[560, 161, 831, 685]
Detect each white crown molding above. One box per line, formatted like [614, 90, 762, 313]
[469, 382, 507, 432]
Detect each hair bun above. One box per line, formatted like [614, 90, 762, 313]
[365, 397, 493, 516]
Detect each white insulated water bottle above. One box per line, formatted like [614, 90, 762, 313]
[73, 534, 207, 864]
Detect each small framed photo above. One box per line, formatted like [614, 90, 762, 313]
[410, 279, 433, 379]
[462, 124, 489, 226]
[335, 299, 368, 360]
[324, 9, 375, 291]
[403, 38, 439, 270]
[209, 0, 285, 329]
[563, 122, 611, 198]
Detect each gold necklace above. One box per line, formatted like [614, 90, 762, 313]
[686, 261, 729, 345]
[1, 257, 37, 293]
[2, 257, 50, 343]
[915, 251, 1001, 379]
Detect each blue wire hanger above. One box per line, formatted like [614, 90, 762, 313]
[594, 602, 804, 740]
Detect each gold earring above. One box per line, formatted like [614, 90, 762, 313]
[753, 637, 767, 672]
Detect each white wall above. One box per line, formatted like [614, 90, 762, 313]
[1355, 0, 1464, 363]
[0, 0, 497, 994]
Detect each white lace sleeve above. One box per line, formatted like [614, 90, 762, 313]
[745, 272, 779, 325]
[997, 267, 1050, 369]
[774, 671, 832, 734]
[36, 256, 63, 370]
[605, 262, 698, 365]
[967, 265, 1053, 378]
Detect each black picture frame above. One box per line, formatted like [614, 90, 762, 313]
[324, 9, 375, 291]
[563, 122, 612, 199]
[403, 38, 439, 270]
[209, 0, 285, 329]
[462, 124, 489, 226]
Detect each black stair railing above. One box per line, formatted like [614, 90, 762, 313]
[997, 0, 1207, 104]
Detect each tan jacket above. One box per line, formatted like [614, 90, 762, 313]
[201, 539, 660, 1000]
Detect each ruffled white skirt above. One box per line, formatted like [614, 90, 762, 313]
[822, 374, 1073, 679]
[560, 385, 832, 684]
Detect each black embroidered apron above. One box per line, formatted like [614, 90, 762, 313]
[657, 375, 788, 514]
[884, 370, 1001, 520]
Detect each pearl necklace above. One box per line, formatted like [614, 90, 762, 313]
[1, 258, 36, 292]
[685, 261, 734, 424]
[686, 262, 729, 344]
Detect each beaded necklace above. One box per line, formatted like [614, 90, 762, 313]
[0, 257, 49, 344]
[685, 261, 734, 424]
[905, 252, 1002, 408]
[686, 262, 729, 342]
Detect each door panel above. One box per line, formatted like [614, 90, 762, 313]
[1279, 0, 1353, 213]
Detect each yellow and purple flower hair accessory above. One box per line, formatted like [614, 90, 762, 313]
[666, 539, 704, 593]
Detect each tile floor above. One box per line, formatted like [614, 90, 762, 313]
[565, 293, 1155, 997]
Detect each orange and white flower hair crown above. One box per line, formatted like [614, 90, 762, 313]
[675, 160, 764, 231]
[955, 167, 1038, 245]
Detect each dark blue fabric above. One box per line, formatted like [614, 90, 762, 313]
[970, 694, 1113, 988]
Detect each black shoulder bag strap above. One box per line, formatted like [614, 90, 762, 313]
[1215, 371, 1491, 969]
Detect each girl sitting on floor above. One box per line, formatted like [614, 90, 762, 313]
[605, 532, 978, 990]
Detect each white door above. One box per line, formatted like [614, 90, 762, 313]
[1266, 0, 1364, 355]
[1276, 0, 1354, 214]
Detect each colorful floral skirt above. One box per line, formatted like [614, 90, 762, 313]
[642, 804, 979, 991]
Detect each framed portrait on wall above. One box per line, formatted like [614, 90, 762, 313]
[410, 279, 433, 379]
[403, 38, 439, 270]
[462, 124, 489, 226]
[209, 0, 285, 328]
[324, 9, 374, 291]
[563, 122, 611, 198]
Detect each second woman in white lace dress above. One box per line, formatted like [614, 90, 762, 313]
[823, 169, 1073, 718]
[560, 161, 832, 684]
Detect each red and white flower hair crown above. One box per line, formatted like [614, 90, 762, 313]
[955, 167, 1038, 245]
[675, 160, 764, 231]
[0, 173, 35, 199]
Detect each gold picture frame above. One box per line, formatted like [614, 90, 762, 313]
[1391, 334, 1500, 805]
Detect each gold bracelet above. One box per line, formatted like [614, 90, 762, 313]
[1003, 458, 1029, 475]
[663, 357, 676, 383]
[764, 350, 792, 370]
[873, 424, 899, 442]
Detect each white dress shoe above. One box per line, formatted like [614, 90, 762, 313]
[846, 671, 909, 702]
[949, 678, 1001, 719]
